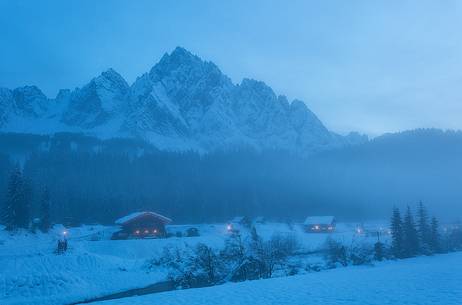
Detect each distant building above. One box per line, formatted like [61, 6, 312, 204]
[227, 216, 251, 232]
[303, 216, 336, 233]
[111, 211, 172, 239]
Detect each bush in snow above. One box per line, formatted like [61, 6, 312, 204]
[223, 227, 299, 282]
[186, 227, 200, 237]
[152, 246, 198, 288]
[324, 237, 348, 268]
[152, 243, 226, 288]
[194, 243, 224, 284]
[349, 241, 374, 265]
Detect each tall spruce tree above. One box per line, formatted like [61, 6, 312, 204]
[416, 201, 431, 254]
[1, 168, 19, 230]
[39, 187, 51, 232]
[2, 167, 30, 230]
[21, 178, 33, 229]
[390, 207, 404, 258]
[429, 216, 441, 254]
[403, 206, 419, 257]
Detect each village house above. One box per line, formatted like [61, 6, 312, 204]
[303, 216, 336, 233]
[111, 211, 172, 239]
[227, 216, 252, 232]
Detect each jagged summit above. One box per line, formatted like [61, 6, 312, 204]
[0, 47, 366, 153]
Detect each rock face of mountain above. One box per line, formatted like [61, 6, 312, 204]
[0, 47, 366, 153]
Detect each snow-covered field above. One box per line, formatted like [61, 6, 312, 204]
[94, 252, 462, 305]
[1, 221, 387, 305]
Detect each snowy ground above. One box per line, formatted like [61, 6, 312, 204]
[94, 252, 462, 305]
[0, 221, 387, 305]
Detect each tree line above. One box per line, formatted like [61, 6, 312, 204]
[0, 137, 461, 228]
[0, 148, 371, 227]
[390, 202, 450, 258]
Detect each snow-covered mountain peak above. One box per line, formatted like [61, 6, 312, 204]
[61, 69, 129, 129]
[0, 47, 367, 153]
[95, 68, 129, 94]
[11, 85, 49, 117]
[149, 47, 232, 91]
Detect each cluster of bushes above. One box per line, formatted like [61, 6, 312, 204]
[323, 237, 378, 268]
[148, 228, 299, 288]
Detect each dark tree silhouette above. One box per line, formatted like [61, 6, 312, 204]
[2, 166, 31, 230]
[403, 206, 419, 257]
[390, 207, 404, 258]
[416, 201, 431, 254]
[429, 216, 441, 254]
[374, 232, 384, 261]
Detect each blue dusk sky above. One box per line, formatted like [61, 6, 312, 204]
[1, 0, 462, 135]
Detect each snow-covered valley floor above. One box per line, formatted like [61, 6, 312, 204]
[2, 221, 448, 305]
[94, 252, 462, 305]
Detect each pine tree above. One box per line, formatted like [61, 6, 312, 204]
[429, 216, 441, 254]
[416, 201, 431, 254]
[390, 207, 404, 258]
[19, 177, 32, 229]
[39, 187, 52, 232]
[2, 166, 31, 230]
[1, 169, 18, 230]
[403, 206, 419, 257]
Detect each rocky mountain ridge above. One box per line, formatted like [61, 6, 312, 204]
[0, 47, 367, 153]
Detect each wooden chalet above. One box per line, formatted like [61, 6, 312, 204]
[112, 211, 172, 239]
[303, 216, 336, 233]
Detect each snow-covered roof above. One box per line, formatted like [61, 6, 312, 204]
[303, 216, 335, 225]
[115, 211, 172, 225]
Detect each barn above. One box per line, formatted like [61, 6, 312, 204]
[303, 216, 336, 233]
[111, 211, 172, 239]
